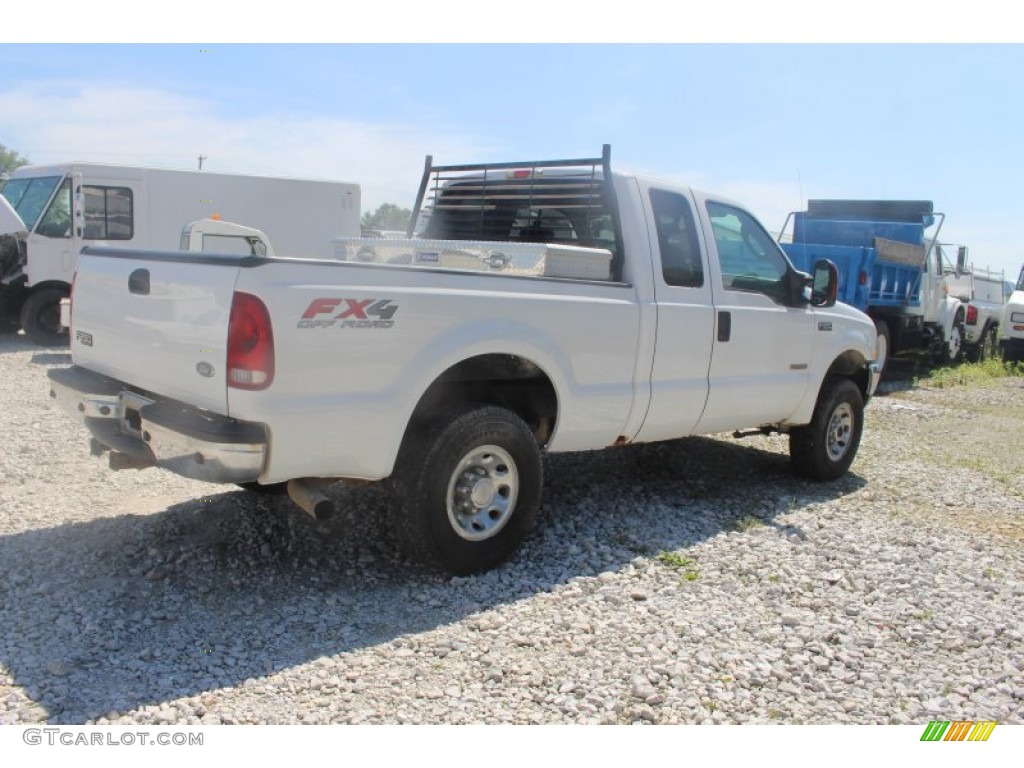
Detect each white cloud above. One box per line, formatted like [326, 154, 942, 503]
[0, 80, 495, 210]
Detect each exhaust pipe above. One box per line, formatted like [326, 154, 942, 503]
[287, 478, 337, 521]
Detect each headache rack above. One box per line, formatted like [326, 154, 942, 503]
[409, 144, 625, 281]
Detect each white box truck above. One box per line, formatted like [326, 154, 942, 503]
[0, 162, 360, 344]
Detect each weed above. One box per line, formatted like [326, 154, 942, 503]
[733, 515, 764, 532]
[912, 609, 935, 621]
[657, 551, 692, 569]
[917, 358, 1024, 389]
[656, 551, 700, 582]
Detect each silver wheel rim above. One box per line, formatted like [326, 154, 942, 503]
[446, 445, 519, 541]
[826, 403, 855, 462]
[876, 332, 888, 372]
[948, 325, 963, 360]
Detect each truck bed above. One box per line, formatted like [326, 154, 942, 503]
[781, 242, 922, 310]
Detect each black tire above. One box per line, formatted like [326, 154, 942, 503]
[873, 319, 891, 377]
[932, 313, 964, 367]
[389, 404, 543, 575]
[20, 287, 68, 346]
[1004, 339, 1022, 365]
[967, 325, 998, 364]
[790, 378, 864, 481]
[236, 481, 289, 495]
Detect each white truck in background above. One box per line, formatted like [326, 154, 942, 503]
[0, 162, 360, 345]
[1001, 264, 1024, 363]
[48, 146, 880, 575]
[938, 245, 1005, 363]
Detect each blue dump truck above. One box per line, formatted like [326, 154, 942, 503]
[779, 200, 968, 374]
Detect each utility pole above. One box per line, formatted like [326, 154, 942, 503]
[198, 155, 207, 171]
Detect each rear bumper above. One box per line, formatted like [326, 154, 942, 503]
[47, 366, 267, 484]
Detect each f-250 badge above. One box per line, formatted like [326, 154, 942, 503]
[297, 298, 398, 329]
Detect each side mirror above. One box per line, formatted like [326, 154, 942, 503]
[956, 245, 968, 277]
[810, 258, 838, 307]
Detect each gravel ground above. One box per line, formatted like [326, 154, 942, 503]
[1, 332, 1022, 725]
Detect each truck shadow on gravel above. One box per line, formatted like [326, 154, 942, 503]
[0, 436, 865, 724]
[0, 332, 70, 360]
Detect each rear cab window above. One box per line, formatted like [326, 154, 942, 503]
[650, 188, 703, 288]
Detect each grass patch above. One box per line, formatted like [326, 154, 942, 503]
[914, 358, 1024, 389]
[733, 515, 764, 532]
[656, 551, 700, 581]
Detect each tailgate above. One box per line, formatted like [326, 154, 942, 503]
[70, 247, 241, 415]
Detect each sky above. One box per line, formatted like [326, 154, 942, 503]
[2, 9, 1022, 280]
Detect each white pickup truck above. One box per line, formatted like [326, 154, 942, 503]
[938, 245, 1005, 363]
[48, 147, 880, 574]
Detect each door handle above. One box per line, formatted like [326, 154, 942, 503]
[717, 311, 731, 342]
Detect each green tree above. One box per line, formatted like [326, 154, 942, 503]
[0, 143, 30, 177]
[361, 203, 412, 232]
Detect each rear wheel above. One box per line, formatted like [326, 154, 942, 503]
[20, 287, 68, 346]
[971, 325, 998, 363]
[389, 404, 542, 575]
[933, 314, 964, 367]
[790, 378, 864, 481]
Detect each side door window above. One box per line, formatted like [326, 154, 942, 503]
[707, 201, 789, 303]
[650, 188, 703, 287]
[35, 179, 72, 238]
[83, 186, 133, 240]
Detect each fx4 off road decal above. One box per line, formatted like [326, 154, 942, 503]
[298, 298, 399, 329]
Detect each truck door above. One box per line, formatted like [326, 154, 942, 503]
[23, 174, 73, 287]
[694, 198, 816, 433]
[632, 186, 715, 442]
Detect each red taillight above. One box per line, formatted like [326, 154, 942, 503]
[227, 292, 274, 390]
[859, 270, 867, 286]
[965, 305, 978, 325]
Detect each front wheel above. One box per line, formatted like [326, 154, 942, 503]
[20, 287, 69, 346]
[389, 405, 543, 575]
[790, 378, 865, 481]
